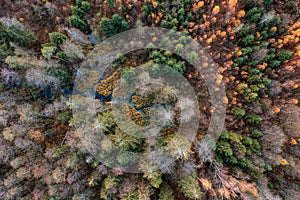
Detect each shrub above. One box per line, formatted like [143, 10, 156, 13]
[56, 51, 68, 60]
[55, 111, 72, 123]
[249, 13, 261, 23]
[75, 0, 82, 6]
[96, 111, 116, 132]
[251, 129, 263, 138]
[143, 1, 154, 16]
[0, 18, 37, 47]
[236, 56, 248, 66]
[232, 107, 246, 119]
[158, 185, 175, 200]
[268, 16, 280, 27]
[264, 0, 274, 5]
[241, 35, 255, 46]
[0, 41, 14, 60]
[112, 14, 129, 32]
[7, 26, 37, 46]
[71, 6, 84, 17]
[165, 135, 192, 160]
[241, 47, 253, 55]
[237, 25, 250, 37]
[100, 14, 129, 37]
[284, 1, 294, 10]
[49, 32, 68, 45]
[100, 175, 119, 199]
[138, 182, 154, 200]
[245, 7, 265, 20]
[41, 46, 56, 59]
[110, 128, 142, 151]
[68, 0, 90, 32]
[143, 170, 162, 188]
[107, 0, 114, 7]
[239, 157, 253, 169]
[81, 1, 90, 11]
[178, 174, 202, 200]
[112, 14, 129, 29]
[99, 18, 113, 36]
[262, 77, 271, 86]
[260, 103, 268, 111]
[216, 130, 261, 172]
[277, 51, 292, 61]
[69, 15, 88, 32]
[246, 92, 259, 102]
[52, 145, 70, 158]
[216, 141, 233, 157]
[175, 43, 184, 54]
[245, 113, 263, 124]
[121, 67, 135, 82]
[269, 60, 281, 68]
[117, 151, 138, 165]
[187, 51, 199, 64]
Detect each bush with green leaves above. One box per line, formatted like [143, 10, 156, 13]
[100, 14, 129, 37]
[236, 56, 248, 66]
[249, 13, 262, 23]
[232, 5, 288, 105]
[232, 107, 246, 119]
[143, 170, 162, 188]
[71, 5, 85, 17]
[158, 185, 175, 200]
[284, 1, 294, 10]
[237, 25, 250, 37]
[251, 128, 263, 138]
[149, 50, 186, 74]
[41, 45, 56, 59]
[269, 60, 281, 68]
[240, 35, 255, 46]
[109, 128, 142, 151]
[107, 0, 115, 7]
[216, 131, 262, 172]
[277, 51, 292, 61]
[161, 15, 179, 30]
[100, 175, 119, 199]
[69, 15, 89, 33]
[165, 135, 193, 160]
[68, 1, 90, 33]
[143, 0, 203, 30]
[245, 113, 263, 124]
[121, 67, 135, 81]
[0, 18, 37, 60]
[142, 1, 155, 17]
[245, 7, 265, 20]
[178, 174, 202, 200]
[81, 1, 90, 11]
[0, 18, 37, 47]
[49, 32, 68, 45]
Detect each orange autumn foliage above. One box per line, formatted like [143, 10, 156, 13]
[212, 5, 220, 15]
[228, 0, 237, 12]
[280, 158, 289, 165]
[152, 1, 158, 9]
[290, 138, 298, 145]
[193, 1, 204, 12]
[220, 31, 227, 37]
[272, 106, 281, 113]
[237, 10, 246, 18]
